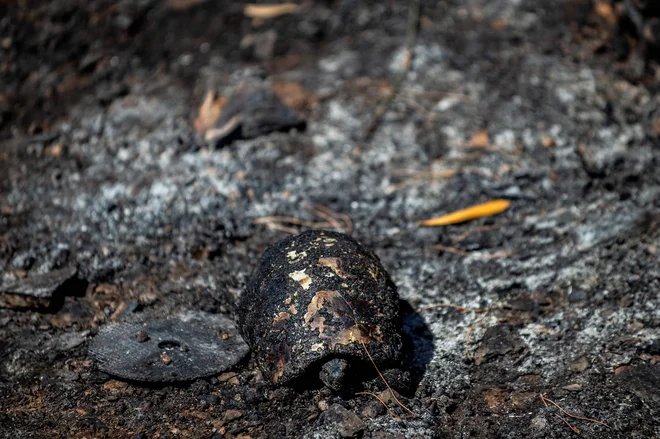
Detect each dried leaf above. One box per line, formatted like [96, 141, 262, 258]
[272, 81, 313, 110]
[491, 19, 508, 31]
[418, 199, 511, 227]
[651, 117, 660, 136]
[594, 1, 617, 26]
[194, 91, 227, 135]
[244, 3, 300, 19]
[469, 129, 490, 148]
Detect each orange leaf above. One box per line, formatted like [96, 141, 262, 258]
[594, 1, 617, 26]
[418, 199, 510, 227]
[469, 130, 490, 148]
[272, 81, 313, 110]
[244, 4, 300, 19]
[194, 91, 227, 135]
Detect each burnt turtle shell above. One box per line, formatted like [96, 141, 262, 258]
[238, 230, 402, 388]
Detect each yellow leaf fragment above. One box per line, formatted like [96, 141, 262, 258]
[418, 199, 511, 227]
[244, 3, 300, 19]
[594, 1, 617, 25]
[469, 129, 490, 148]
[193, 91, 227, 135]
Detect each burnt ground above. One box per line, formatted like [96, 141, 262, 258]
[1, 0, 659, 438]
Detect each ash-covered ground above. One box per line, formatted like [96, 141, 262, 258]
[1, 0, 659, 438]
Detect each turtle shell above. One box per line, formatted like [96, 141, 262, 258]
[238, 230, 402, 386]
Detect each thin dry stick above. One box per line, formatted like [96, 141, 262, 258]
[541, 395, 580, 434]
[540, 394, 610, 429]
[306, 204, 342, 229]
[401, 87, 471, 100]
[360, 340, 417, 417]
[254, 216, 333, 228]
[391, 169, 456, 178]
[555, 413, 580, 435]
[355, 391, 405, 419]
[385, 169, 457, 194]
[335, 211, 353, 236]
[384, 177, 425, 194]
[307, 203, 353, 235]
[362, 0, 420, 143]
[259, 222, 299, 235]
[433, 244, 472, 256]
[255, 203, 354, 235]
[465, 310, 490, 362]
[433, 244, 517, 260]
[395, 93, 433, 114]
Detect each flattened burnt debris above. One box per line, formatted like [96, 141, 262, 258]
[89, 311, 249, 383]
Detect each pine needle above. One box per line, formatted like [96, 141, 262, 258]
[540, 394, 610, 430]
[244, 4, 299, 19]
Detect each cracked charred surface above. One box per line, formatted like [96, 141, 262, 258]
[1, 0, 659, 438]
[238, 230, 402, 389]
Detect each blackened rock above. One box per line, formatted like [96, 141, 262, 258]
[321, 404, 365, 438]
[0, 265, 79, 309]
[615, 363, 660, 406]
[205, 80, 306, 147]
[238, 230, 402, 388]
[89, 311, 248, 382]
[474, 324, 525, 366]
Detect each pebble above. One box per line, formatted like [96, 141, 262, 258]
[530, 416, 547, 431]
[135, 331, 149, 343]
[321, 404, 365, 438]
[224, 409, 244, 421]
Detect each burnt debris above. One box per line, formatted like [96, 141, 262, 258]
[89, 311, 248, 383]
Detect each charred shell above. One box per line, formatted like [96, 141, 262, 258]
[238, 230, 402, 387]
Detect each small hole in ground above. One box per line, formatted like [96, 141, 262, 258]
[158, 340, 181, 349]
[445, 402, 458, 414]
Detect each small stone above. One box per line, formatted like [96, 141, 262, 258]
[474, 324, 525, 366]
[568, 289, 587, 302]
[318, 400, 329, 411]
[647, 339, 660, 355]
[57, 331, 86, 351]
[562, 383, 583, 391]
[361, 400, 385, 418]
[197, 394, 219, 407]
[322, 404, 365, 438]
[224, 409, 244, 421]
[569, 356, 590, 373]
[103, 380, 129, 392]
[160, 353, 172, 365]
[218, 371, 238, 382]
[530, 416, 547, 431]
[135, 331, 149, 343]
